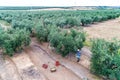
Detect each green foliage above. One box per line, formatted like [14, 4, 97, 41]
[56, 18, 66, 28]
[49, 28, 86, 57]
[65, 18, 79, 27]
[91, 39, 120, 79]
[4, 17, 12, 23]
[0, 9, 120, 30]
[118, 49, 120, 55]
[48, 30, 62, 47]
[0, 28, 31, 56]
[61, 34, 76, 56]
[81, 17, 93, 26]
[83, 41, 92, 47]
[12, 19, 34, 33]
[35, 23, 48, 42]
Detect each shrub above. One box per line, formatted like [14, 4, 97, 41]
[0, 28, 31, 56]
[4, 17, 12, 23]
[56, 18, 66, 28]
[49, 29, 86, 57]
[65, 18, 79, 27]
[35, 24, 48, 42]
[81, 17, 93, 26]
[91, 39, 120, 79]
[12, 19, 34, 33]
[83, 41, 92, 47]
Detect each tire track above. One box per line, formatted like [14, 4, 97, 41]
[25, 47, 49, 80]
[10, 53, 47, 80]
[5, 56, 23, 80]
[0, 54, 14, 80]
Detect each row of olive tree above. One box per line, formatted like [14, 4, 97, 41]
[35, 23, 86, 57]
[91, 39, 120, 80]
[0, 27, 31, 56]
[0, 10, 120, 30]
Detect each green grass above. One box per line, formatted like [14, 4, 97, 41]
[0, 20, 10, 26]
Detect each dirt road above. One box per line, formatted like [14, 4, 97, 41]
[25, 39, 81, 80]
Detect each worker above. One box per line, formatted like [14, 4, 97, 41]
[76, 49, 81, 62]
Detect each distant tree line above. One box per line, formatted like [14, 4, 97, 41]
[0, 6, 69, 10]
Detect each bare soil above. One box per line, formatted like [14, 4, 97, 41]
[0, 23, 9, 31]
[84, 18, 120, 40]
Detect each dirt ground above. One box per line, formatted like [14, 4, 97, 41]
[84, 18, 120, 40]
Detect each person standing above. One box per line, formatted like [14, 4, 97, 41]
[76, 49, 81, 62]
